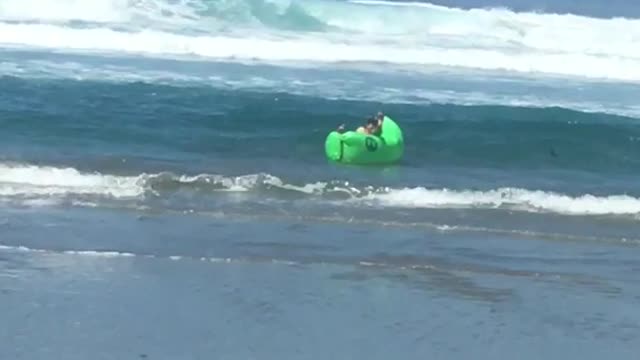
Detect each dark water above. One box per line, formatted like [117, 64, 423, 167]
[4, 76, 640, 177]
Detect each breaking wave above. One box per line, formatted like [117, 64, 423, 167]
[2, 163, 640, 217]
[1, 0, 640, 81]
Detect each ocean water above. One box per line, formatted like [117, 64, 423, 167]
[2, 0, 640, 359]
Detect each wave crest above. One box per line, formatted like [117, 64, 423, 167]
[2, 163, 640, 217]
[1, 0, 640, 81]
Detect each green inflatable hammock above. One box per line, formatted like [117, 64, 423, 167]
[324, 115, 404, 165]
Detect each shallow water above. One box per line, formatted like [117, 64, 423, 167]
[1, 206, 639, 359]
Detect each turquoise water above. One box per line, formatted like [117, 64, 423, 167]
[2, 0, 640, 359]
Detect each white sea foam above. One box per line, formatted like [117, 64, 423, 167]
[0, 22, 638, 82]
[0, 163, 145, 198]
[2, 163, 640, 217]
[360, 187, 640, 216]
[0, 0, 639, 82]
[0, 163, 327, 200]
[0, 0, 131, 23]
[0, 0, 203, 28]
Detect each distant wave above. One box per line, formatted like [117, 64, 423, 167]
[3, 59, 640, 119]
[3, 163, 640, 217]
[1, 0, 640, 82]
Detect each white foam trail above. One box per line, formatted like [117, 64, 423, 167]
[0, 244, 136, 258]
[0, 164, 144, 198]
[175, 173, 327, 194]
[0, 244, 283, 265]
[362, 187, 640, 216]
[63, 250, 135, 257]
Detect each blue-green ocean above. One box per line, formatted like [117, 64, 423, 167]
[2, 0, 640, 359]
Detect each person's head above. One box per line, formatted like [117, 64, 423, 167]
[366, 117, 380, 134]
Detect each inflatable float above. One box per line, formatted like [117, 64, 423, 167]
[324, 115, 404, 165]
